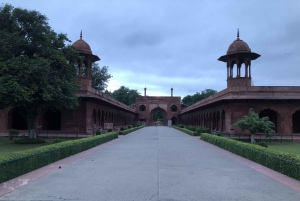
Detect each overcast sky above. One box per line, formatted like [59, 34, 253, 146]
[3, 0, 300, 97]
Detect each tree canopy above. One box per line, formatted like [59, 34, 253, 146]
[110, 86, 140, 105]
[91, 63, 112, 92]
[232, 108, 275, 143]
[0, 4, 80, 138]
[182, 89, 217, 106]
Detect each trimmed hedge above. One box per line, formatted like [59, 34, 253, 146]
[119, 126, 144, 135]
[0, 132, 118, 183]
[173, 126, 198, 136]
[201, 133, 300, 181]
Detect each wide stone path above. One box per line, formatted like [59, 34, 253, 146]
[1, 127, 300, 201]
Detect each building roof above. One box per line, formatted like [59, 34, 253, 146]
[227, 38, 251, 55]
[218, 32, 260, 62]
[72, 31, 93, 55]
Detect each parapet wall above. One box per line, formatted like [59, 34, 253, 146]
[181, 86, 300, 114]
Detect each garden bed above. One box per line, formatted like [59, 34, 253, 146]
[201, 133, 300, 181]
[0, 132, 118, 183]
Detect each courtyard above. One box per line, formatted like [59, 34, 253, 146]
[1, 127, 299, 201]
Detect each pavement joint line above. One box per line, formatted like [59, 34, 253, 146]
[156, 126, 160, 200]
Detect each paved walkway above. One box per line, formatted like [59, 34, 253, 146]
[1, 127, 300, 201]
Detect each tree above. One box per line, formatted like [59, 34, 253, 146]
[0, 4, 80, 138]
[201, 89, 217, 98]
[153, 110, 164, 121]
[182, 89, 217, 106]
[91, 63, 112, 92]
[110, 86, 140, 105]
[232, 108, 275, 143]
[182, 95, 194, 106]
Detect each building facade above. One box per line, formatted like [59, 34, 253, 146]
[1, 32, 300, 136]
[136, 88, 181, 126]
[179, 33, 300, 135]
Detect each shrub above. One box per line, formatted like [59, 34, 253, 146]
[177, 124, 184, 128]
[173, 126, 211, 136]
[119, 125, 143, 135]
[108, 129, 112, 132]
[186, 126, 196, 131]
[201, 133, 300, 181]
[53, 139, 63, 143]
[0, 132, 118, 183]
[195, 126, 211, 135]
[257, 141, 268, 148]
[96, 130, 101, 135]
[120, 127, 125, 131]
[128, 125, 132, 129]
[14, 138, 46, 144]
[173, 126, 196, 136]
[9, 129, 19, 140]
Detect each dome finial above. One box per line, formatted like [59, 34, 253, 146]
[80, 30, 82, 40]
[237, 28, 239, 39]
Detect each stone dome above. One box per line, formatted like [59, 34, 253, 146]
[227, 38, 251, 55]
[72, 32, 92, 54]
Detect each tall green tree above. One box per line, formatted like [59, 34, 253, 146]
[0, 4, 80, 138]
[110, 86, 140, 105]
[182, 89, 217, 106]
[91, 63, 112, 92]
[232, 108, 275, 143]
[181, 95, 194, 106]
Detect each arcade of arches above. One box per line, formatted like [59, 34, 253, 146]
[180, 105, 300, 134]
[1, 32, 300, 135]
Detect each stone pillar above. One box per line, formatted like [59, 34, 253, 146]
[144, 87, 147, 97]
[249, 62, 251, 78]
[245, 64, 248, 77]
[171, 88, 173, 97]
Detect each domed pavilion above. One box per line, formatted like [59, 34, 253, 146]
[218, 30, 260, 87]
[73, 31, 100, 91]
[180, 30, 300, 135]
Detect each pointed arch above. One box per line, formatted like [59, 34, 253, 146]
[150, 107, 167, 126]
[259, 108, 278, 133]
[292, 109, 300, 133]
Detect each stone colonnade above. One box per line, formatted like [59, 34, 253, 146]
[179, 101, 300, 135]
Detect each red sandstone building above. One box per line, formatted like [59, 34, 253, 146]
[1, 32, 300, 136]
[0, 32, 138, 136]
[179, 33, 300, 135]
[136, 88, 181, 126]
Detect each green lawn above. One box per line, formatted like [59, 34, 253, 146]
[267, 142, 300, 155]
[0, 137, 71, 156]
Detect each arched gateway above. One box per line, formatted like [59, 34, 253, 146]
[136, 88, 181, 126]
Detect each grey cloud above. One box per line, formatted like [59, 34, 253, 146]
[3, 0, 300, 97]
[123, 31, 164, 48]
